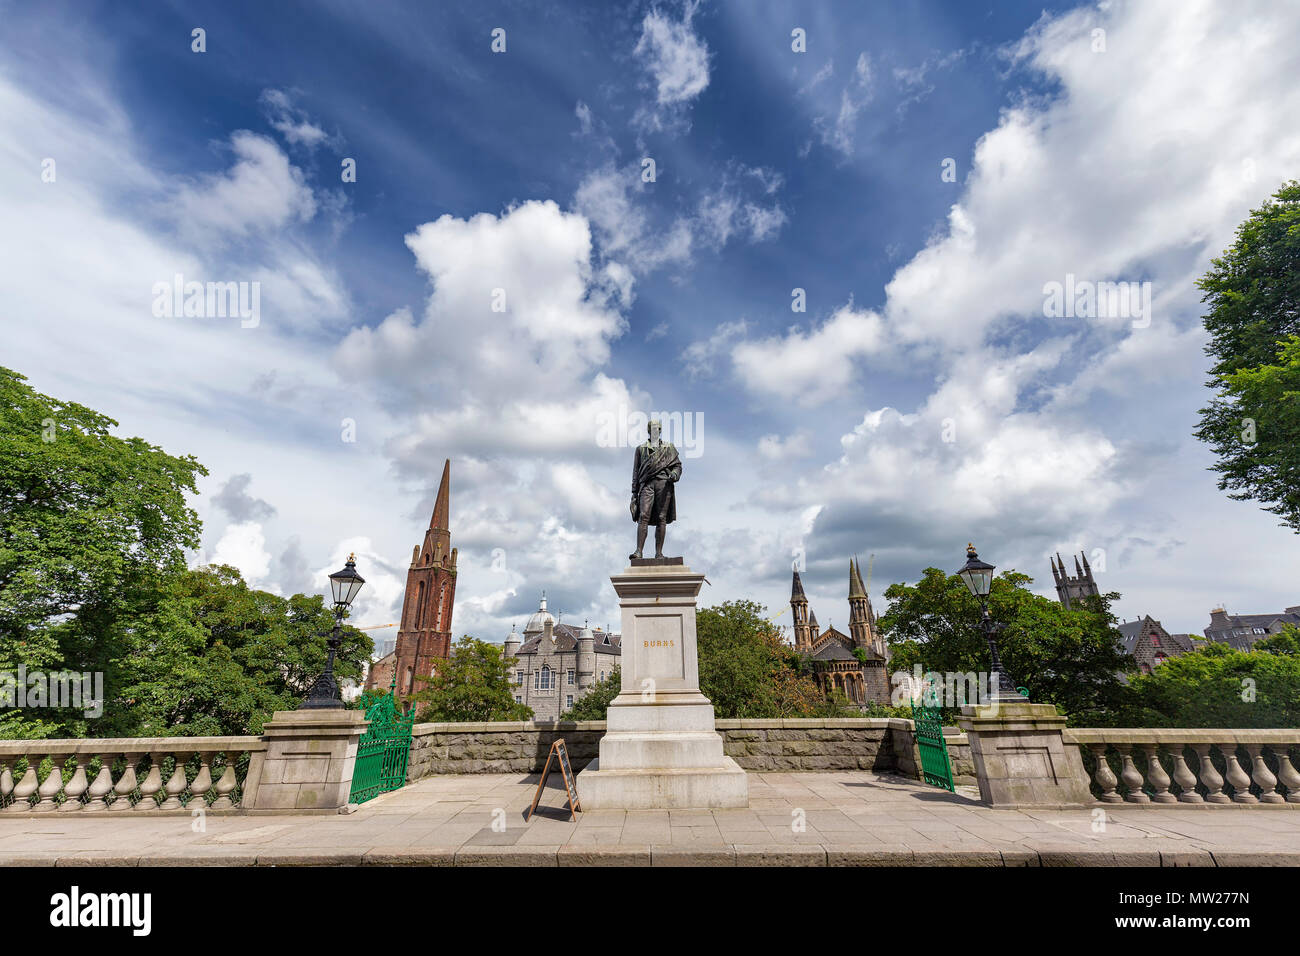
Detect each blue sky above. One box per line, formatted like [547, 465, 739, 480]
[4, 0, 1299, 645]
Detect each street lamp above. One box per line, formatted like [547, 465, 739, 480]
[301, 553, 366, 710]
[956, 543, 1025, 703]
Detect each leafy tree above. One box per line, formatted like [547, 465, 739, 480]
[1193, 180, 1300, 531]
[0, 366, 206, 738]
[412, 636, 533, 722]
[1122, 641, 1300, 728]
[879, 568, 1135, 725]
[560, 666, 620, 720]
[697, 600, 835, 718]
[1256, 625, 1300, 656]
[113, 564, 371, 737]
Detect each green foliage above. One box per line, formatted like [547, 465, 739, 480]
[412, 636, 533, 722]
[1120, 641, 1300, 728]
[1256, 625, 1300, 656]
[1194, 180, 1300, 531]
[560, 666, 621, 720]
[696, 600, 832, 718]
[0, 366, 206, 738]
[879, 568, 1136, 726]
[113, 564, 371, 737]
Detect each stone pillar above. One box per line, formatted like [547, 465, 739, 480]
[958, 701, 1093, 807]
[243, 709, 368, 811]
[576, 560, 748, 809]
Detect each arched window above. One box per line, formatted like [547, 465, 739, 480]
[436, 582, 447, 631]
[538, 665, 552, 691]
[414, 580, 426, 629]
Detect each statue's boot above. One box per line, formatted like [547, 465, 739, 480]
[654, 523, 666, 559]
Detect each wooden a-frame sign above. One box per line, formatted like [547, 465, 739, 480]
[526, 739, 581, 822]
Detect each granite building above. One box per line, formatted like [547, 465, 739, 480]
[504, 594, 621, 720]
[1204, 605, 1300, 650]
[1117, 615, 1200, 674]
[789, 559, 891, 707]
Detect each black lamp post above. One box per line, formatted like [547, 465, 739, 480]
[301, 553, 366, 710]
[956, 543, 1025, 703]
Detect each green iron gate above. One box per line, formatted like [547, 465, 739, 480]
[349, 682, 415, 805]
[911, 701, 955, 792]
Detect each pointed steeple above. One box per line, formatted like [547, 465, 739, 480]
[430, 458, 450, 532]
[809, 609, 819, 631]
[420, 459, 452, 566]
[791, 568, 807, 601]
[849, 558, 867, 599]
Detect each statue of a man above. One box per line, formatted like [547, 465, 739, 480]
[630, 419, 681, 559]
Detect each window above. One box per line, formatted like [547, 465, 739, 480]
[567, 696, 574, 708]
[515, 695, 521, 703]
[567, 669, 575, 686]
[537, 665, 552, 691]
[516, 671, 524, 685]
[1150, 634, 1160, 646]
[1253, 627, 1266, 634]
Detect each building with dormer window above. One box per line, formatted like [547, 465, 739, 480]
[503, 594, 621, 720]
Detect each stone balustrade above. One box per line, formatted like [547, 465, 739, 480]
[0, 737, 266, 813]
[1065, 730, 1300, 804]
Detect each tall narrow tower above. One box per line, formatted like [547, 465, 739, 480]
[847, 557, 878, 653]
[393, 459, 458, 697]
[1051, 551, 1099, 610]
[790, 569, 815, 652]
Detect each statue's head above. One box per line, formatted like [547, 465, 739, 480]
[647, 420, 662, 442]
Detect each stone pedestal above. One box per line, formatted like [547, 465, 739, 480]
[243, 709, 368, 811]
[958, 701, 1093, 807]
[576, 561, 748, 809]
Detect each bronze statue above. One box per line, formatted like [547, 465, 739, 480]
[630, 420, 681, 559]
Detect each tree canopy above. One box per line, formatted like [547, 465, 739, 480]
[697, 600, 853, 718]
[412, 636, 533, 722]
[879, 568, 1135, 725]
[1194, 180, 1300, 531]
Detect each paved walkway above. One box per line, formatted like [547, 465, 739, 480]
[2, 772, 1299, 866]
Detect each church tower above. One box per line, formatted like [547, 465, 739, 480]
[790, 569, 815, 652]
[1051, 551, 1099, 610]
[393, 459, 457, 697]
[847, 557, 881, 655]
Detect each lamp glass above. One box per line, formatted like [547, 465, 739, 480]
[328, 558, 366, 607]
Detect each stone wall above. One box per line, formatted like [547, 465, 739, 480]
[406, 717, 975, 785]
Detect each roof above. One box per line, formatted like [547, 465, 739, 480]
[514, 622, 621, 656]
[1208, 612, 1300, 630]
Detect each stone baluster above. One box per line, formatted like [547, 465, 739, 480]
[59, 753, 90, 812]
[109, 753, 139, 811]
[1191, 744, 1230, 804]
[1115, 744, 1149, 803]
[210, 752, 238, 809]
[1245, 744, 1283, 804]
[31, 752, 68, 812]
[187, 752, 213, 810]
[0, 757, 12, 810]
[1170, 745, 1202, 803]
[1222, 744, 1256, 804]
[1145, 746, 1176, 803]
[1088, 744, 1123, 803]
[1275, 746, 1300, 804]
[134, 752, 165, 810]
[5, 756, 39, 812]
[86, 754, 116, 809]
[160, 751, 190, 810]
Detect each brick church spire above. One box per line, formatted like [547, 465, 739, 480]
[790, 568, 814, 652]
[390, 459, 458, 698]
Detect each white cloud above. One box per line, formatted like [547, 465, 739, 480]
[260, 89, 331, 148]
[732, 304, 885, 405]
[171, 131, 317, 241]
[210, 522, 273, 584]
[632, 1, 711, 132]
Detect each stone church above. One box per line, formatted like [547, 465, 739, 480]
[1050, 551, 1100, 609]
[789, 559, 891, 707]
[364, 459, 457, 698]
[504, 594, 621, 720]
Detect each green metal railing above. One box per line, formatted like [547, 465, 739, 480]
[348, 684, 415, 805]
[911, 701, 955, 792]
